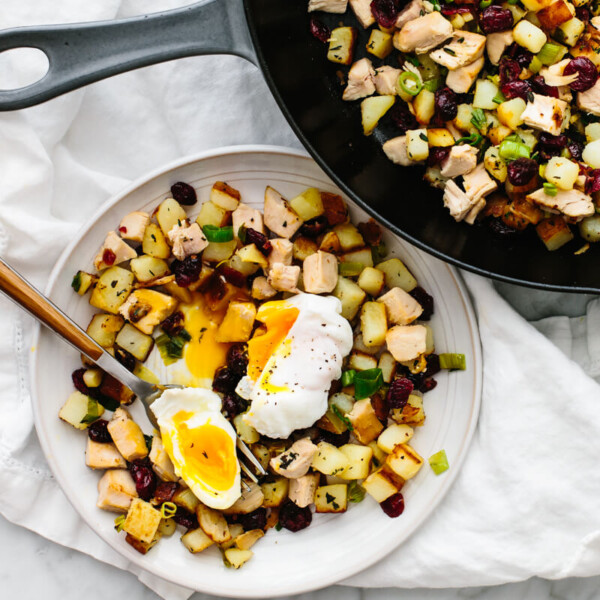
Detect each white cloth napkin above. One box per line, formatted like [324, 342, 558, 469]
[2, 1, 600, 598]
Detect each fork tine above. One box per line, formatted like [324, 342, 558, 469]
[240, 460, 259, 484]
[236, 437, 267, 475]
[241, 478, 251, 492]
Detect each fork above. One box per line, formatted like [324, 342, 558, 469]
[0, 257, 266, 487]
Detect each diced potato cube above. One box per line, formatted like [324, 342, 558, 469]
[315, 484, 348, 513]
[536, 216, 574, 250]
[289, 187, 324, 222]
[130, 255, 170, 283]
[484, 146, 508, 183]
[537, 0, 572, 29]
[378, 351, 397, 383]
[474, 79, 500, 110]
[346, 399, 383, 445]
[385, 443, 424, 480]
[142, 222, 171, 259]
[125, 533, 159, 555]
[202, 239, 238, 263]
[158, 518, 177, 538]
[375, 258, 417, 292]
[229, 251, 260, 277]
[367, 440, 388, 468]
[123, 498, 162, 543]
[216, 301, 256, 343]
[453, 103, 477, 133]
[391, 393, 426, 426]
[520, 0, 553, 10]
[357, 266, 385, 296]
[514, 20, 547, 53]
[497, 98, 527, 130]
[261, 478, 289, 507]
[119, 288, 177, 335]
[83, 368, 102, 388]
[545, 156, 579, 190]
[361, 95, 395, 136]
[583, 140, 600, 169]
[348, 351, 378, 371]
[320, 231, 342, 254]
[107, 407, 148, 462]
[340, 247, 374, 268]
[366, 29, 393, 58]
[579, 214, 600, 243]
[427, 128, 455, 147]
[97, 469, 137, 513]
[71, 271, 97, 295]
[327, 26, 357, 65]
[413, 90, 436, 126]
[311, 441, 351, 475]
[210, 181, 240, 211]
[59, 391, 103, 430]
[233, 413, 260, 444]
[363, 466, 404, 502]
[115, 322, 154, 361]
[557, 17, 585, 46]
[406, 129, 429, 162]
[86, 439, 126, 469]
[585, 122, 600, 142]
[339, 443, 373, 480]
[181, 527, 214, 553]
[195, 200, 229, 229]
[156, 198, 188, 237]
[334, 223, 365, 251]
[235, 529, 264, 551]
[224, 548, 253, 568]
[360, 301, 388, 348]
[149, 436, 178, 482]
[333, 276, 367, 320]
[220, 523, 244, 550]
[86, 313, 124, 348]
[377, 424, 414, 453]
[172, 487, 200, 513]
[197, 503, 231, 543]
[293, 236, 318, 262]
[90, 266, 135, 314]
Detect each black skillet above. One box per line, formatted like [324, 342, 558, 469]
[0, 0, 595, 292]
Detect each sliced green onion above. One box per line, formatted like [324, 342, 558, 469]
[438, 353, 466, 370]
[331, 404, 353, 431]
[202, 224, 234, 243]
[455, 132, 483, 147]
[397, 71, 423, 97]
[429, 449, 449, 475]
[341, 369, 356, 387]
[470, 108, 486, 132]
[404, 54, 420, 67]
[423, 77, 441, 92]
[543, 182, 558, 196]
[144, 434, 153, 452]
[71, 271, 82, 292]
[528, 55, 543, 74]
[498, 139, 530, 161]
[354, 368, 383, 400]
[486, 74, 500, 86]
[114, 514, 126, 532]
[371, 242, 387, 263]
[480, 0, 492, 8]
[161, 501, 178, 519]
[537, 42, 562, 66]
[348, 481, 366, 503]
[338, 261, 364, 276]
[80, 397, 103, 425]
[492, 91, 507, 104]
[156, 332, 190, 365]
[237, 224, 247, 243]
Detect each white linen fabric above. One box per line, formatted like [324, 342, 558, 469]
[2, 2, 600, 599]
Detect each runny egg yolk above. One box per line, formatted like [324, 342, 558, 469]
[181, 294, 230, 384]
[166, 411, 238, 492]
[247, 302, 299, 382]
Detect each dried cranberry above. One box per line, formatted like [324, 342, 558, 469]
[217, 264, 246, 288]
[371, 0, 399, 28]
[313, 428, 351, 447]
[531, 75, 559, 98]
[170, 181, 197, 206]
[479, 5, 513, 33]
[441, 5, 472, 15]
[389, 101, 419, 134]
[586, 169, 600, 194]
[405, 370, 426, 390]
[173, 507, 198, 530]
[72, 368, 92, 396]
[245, 228, 272, 255]
[238, 507, 268, 531]
[88, 419, 112, 443]
[213, 366, 240, 394]
[501, 79, 531, 101]
[420, 378, 438, 393]
[128, 459, 157, 501]
[300, 215, 329, 238]
[427, 146, 451, 167]
[279, 500, 312, 532]
[499, 58, 521, 84]
[309, 16, 331, 43]
[425, 353, 441, 377]
[221, 393, 247, 419]
[171, 254, 203, 287]
[507, 158, 538, 186]
[386, 378, 414, 409]
[408, 286, 434, 320]
[358, 220, 383, 246]
[154, 482, 178, 504]
[507, 43, 533, 69]
[227, 343, 249, 376]
[118, 226, 127, 234]
[380, 492, 405, 518]
[102, 248, 116, 266]
[488, 219, 519, 237]
[576, 6, 590, 21]
[161, 311, 185, 336]
[567, 139, 584, 161]
[434, 87, 458, 122]
[114, 347, 136, 372]
[538, 132, 567, 160]
[564, 57, 598, 92]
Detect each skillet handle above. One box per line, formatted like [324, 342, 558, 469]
[0, 0, 257, 111]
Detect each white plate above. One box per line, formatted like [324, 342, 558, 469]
[31, 146, 482, 598]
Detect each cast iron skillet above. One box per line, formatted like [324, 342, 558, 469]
[0, 0, 595, 292]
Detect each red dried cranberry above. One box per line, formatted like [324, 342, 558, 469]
[405, 369, 425, 390]
[161, 311, 185, 336]
[128, 459, 157, 501]
[358, 220, 383, 246]
[300, 215, 329, 238]
[371, 0, 399, 28]
[313, 428, 351, 447]
[217, 264, 246, 288]
[564, 57, 598, 92]
[479, 5, 513, 33]
[488, 218, 519, 237]
[408, 286, 434, 320]
[72, 368, 92, 396]
[428, 146, 451, 167]
[434, 87, 458, 122]
[221, 393, 247, 419]
[567, 139, 584, 161]
[173, 507, 199, 530]
[507, 158, 538, 186]
[170, 181, 197, 206]
[245, 228, 272, 255]
[420, 378, 438, 393]
[499, 58, 521, 84]
[309, 16, 331, 43]
[381, 492, 405, 518]
[586, 169, 600, 194]
[118, 226, 127, 234]
[576, 6, 590, 21]
[538, 132, 567, 160]
[171, 254, 203, 287]
[390, 101, 419, 134]
[386, 378, 414, 409]
[425, 353, 441, 377]
[213, 366, 240, 394]
[102, 248, 116, 266]
[279, 500, 312, 532]
[441, 5, 472, 15]
[238, 507, 268, 531]
[154, 482, 178, 504]
[500, 79, 531, 101]
[531, 75, 559, 98]
[507, 43, 533, 69]
[227, 343, 249, 376]
[88, 419, 112, 443]
[114, 347, 136, 372]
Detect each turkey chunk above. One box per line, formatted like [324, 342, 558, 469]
[264, 186, 303, 238]
[271, 438, 318, 478]
[343, 58, 376, 101]
[107, 407, 148, 462]
[86, 439, 126, 470]
[393, 12, 453, 54]
[541, 59, 578, 87]
[308, 0, 348, 11]
[251, 276, 278, 300]
[233, 203, 264, 238]
[349, 0, 375, 28]
[527, 188, 594, 221]
[268, 238, 293, 268]
[119, 211, 150, 243]
[521, 93, 569, 136]
[463, 163, 498, 202]
[445, 56, 484, 93]
[289, 473, 320, 507]
[577, 79, 600, 117]
[383, 136, 414, 166]
[167, 222, 208, 261]
[486, 30, 513, 65]
[267, 262, 300, 292]
[97, 469, 137, 513]
[373, 66, 402, 95]
[430, 31, 486, 70]
[395, 0, 423, 29]
[386, 324, 427, 362]
[378, 287, 423, 325]
[443, 180, 481, 222]
[149, 436, 178, 482]
[303, 250, 338, 294]
[440, 144, 478, 178]
[93, 231, 137, 271]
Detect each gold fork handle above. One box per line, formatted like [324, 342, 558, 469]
[0, 257, 103, 361]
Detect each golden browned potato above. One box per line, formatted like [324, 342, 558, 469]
[536, 216, 575, 251]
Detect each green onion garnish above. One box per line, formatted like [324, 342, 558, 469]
[341, 369, 356, 387]
[397, 71, 423, 97]
[161, 501, 178, 519]
[429, 449, 449, 475]
[354, 368, 383, 400]
[201, 224, 234, 243]
[371, 242, 387, 263]
[470, 108, 486, 131]
[492, 91, 507, 104]
[71, 271, 82, 292]
[404, 55, 420, 67]
[528, 56, 543, 74]
[338, 262, 364, 276]
[423, 78, 441, 92]
[114, 515, 126, 532]
[543, 182, 558, 196]
[156, 332, 190, 365]
[80, 397, 103, 425]
[331, 405, 353, 431]
[348, 481, 366, 503]
[455, 132, 483, 146]
[498, 139, 530, 161]
[480, 0, 492, 8]
[438, 353, 466, 370]
[238, 224, 247, 243]
[537, 42, 562, 66]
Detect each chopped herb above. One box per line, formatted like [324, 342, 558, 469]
[275, 522, 283, 531]
[404, 55, 420, 66]
[144, 434, 153, 452]
[470, 108, 486, 131]
[543, 182, 558, 196]
[443, 48, 456, 56]
[331, 404, 353, 431]
[348, 481, 366, 503]
[419, 132, 428, 142]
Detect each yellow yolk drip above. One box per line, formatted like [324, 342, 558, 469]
[169, 411, 238, 492]
[181, 295, 230, 384]
[247, 302, 299, 382]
